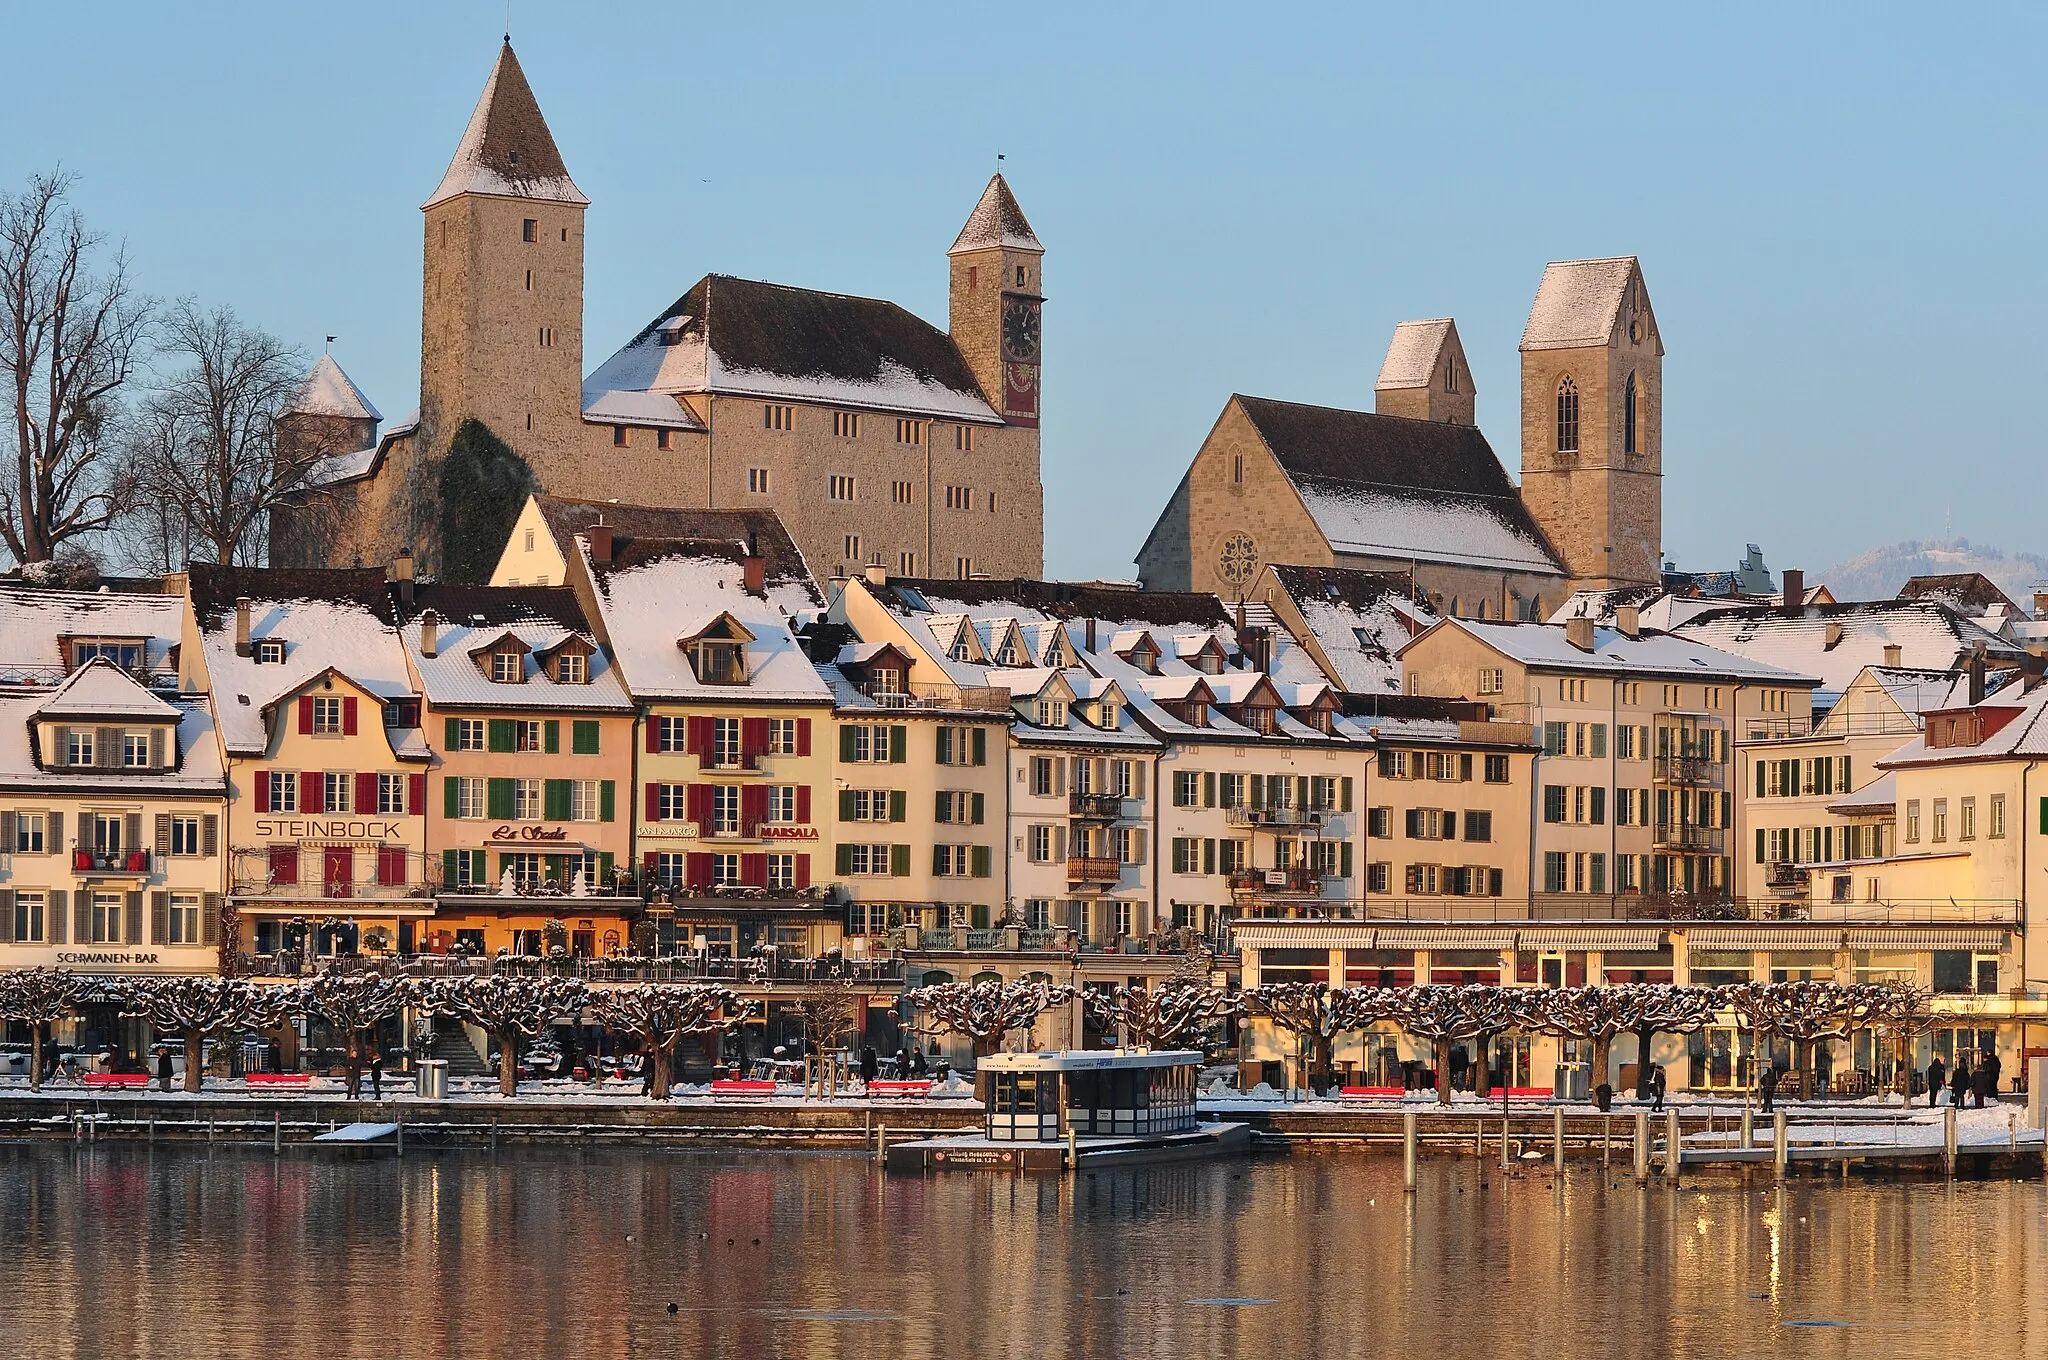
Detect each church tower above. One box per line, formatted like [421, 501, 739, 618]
[414, 41, 587, 569]
[1373, 319, 1475, 426]
[1516, 257, 1663, 589]
[948, 174, 1044, 427]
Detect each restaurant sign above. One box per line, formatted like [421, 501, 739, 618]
[759, 826, 820, 841]
[54, 950, 163, 968]
[489, 825, 572, 843]
[256, 818, 406, 842]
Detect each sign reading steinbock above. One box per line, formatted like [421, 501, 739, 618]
[256, 818, 406, 842]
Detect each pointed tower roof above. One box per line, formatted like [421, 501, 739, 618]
[286, 354, 381, 422]
[1374, 319, 1458, 390]
[948, 174, 1043, 255]
[425, 42, 587, 210]
[1520, 257, 1659, 353]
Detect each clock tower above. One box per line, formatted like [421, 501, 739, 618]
[948, 173, 1044, 428]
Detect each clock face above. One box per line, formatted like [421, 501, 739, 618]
[1002, 296, 1042, 364]
[1217, 532, 1259, 586]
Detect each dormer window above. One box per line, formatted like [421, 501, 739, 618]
[1036, 699, 1067, 727]
[1180, 702, 1208, 728]
[555, 652, 588, 685]
[996, 640, 1020, 666]
[1098, 701, 1120, 731]
[691, 641, 746, 685]
[69, 638, 145, 672]
[869, 667, 904, 695]
[1243, 706, 1276, 735]
[255, 640, 286, 665]
[491, 651, 524, 684]
[66, 730, 94, 766]
[1301, 708, 1332, 733]
[122, 734, 151, 767]
[949, 638, 971, 663]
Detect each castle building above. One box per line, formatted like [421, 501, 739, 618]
[272, 42, 1046, 587]
[1135, 258, 1663, 612]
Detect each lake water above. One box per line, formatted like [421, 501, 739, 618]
[2, 1142, 2043, 1358]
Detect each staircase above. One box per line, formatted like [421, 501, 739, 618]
[428, 1026, 491, 1078]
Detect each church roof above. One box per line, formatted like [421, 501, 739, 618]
[286, 354, 381, 422]
[1520, 257, 1651, 351]
[1234, 395, 1565, 575]
[425, 43, 587, 210]
[947, 174, 1043, 255]
[1374, 319, 1456, 390]
[582, 275, 1000, 423]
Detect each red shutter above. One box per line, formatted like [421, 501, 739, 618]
[688, 717, 713, 768]
[795, 785, 811, 823]
[356, 771, 379, 814]
[687, 782, 711, 833]
[794, 853, 811, 890]
[740, 784, 768, 837]
[342, 696, 359, 735]
[740, 717, 769, 769]
[269, 846, 298, 885]
[645, 719, 661, 754]
[684, 852, 713, 889]
[741, 853, 768, 889]
[796, 718, 812, 756]
[645, 784, 662, 822]
[408, 772, 426, 814]
[297, 696, 314, 734]
[255, 770, 271, 813]
[303, 774, 325, 814]
[643, 851, 659, 874]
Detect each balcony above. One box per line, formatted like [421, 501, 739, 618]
[1224, 806, 1328, 829]
[1653, 823, 1726, 854]
[1067, 856, 1123, 887]
[72, 849, 150, 876]
[1069, 791, 1127, 820]
[859, 681, 1011, 712]
[1653, 755, 1723, 788]
[1230, 868, 1323, 896]
[1766, 862, 1805, 890]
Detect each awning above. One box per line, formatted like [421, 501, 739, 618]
[1842, 926, 2011, 951]
[1376, 927, 1516, 950]
[1232, 924, 1375, 949]
[231, 898, 438, 918]
[1514, 926, 1667, 951]
[1677, 926, 1845, 950]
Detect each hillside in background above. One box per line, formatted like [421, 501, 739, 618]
[1817, 538, 2048, 605]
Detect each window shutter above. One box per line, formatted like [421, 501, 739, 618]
[795, 786, 810, 823]
[888, 790, 907, 823]
[572, 720, 599, 755]
[597, 852, 614, 884]
[971, 728, 987, 766]
[409, 772, 426, 814]
[97, 727, 118, 769]
[838, 790, 857, 822]
[49, 890, 66, 944]
[1054, 759, 1066, 796]
[202, 814, 219, 857]
[1203, 771, 1216, 807]
[74, 893, 89, 944]
[1340, 841, 1353, 878]
[794, 854, 811, 890]
[1129, 829, 1146, 865]
[443, 849, 460, 887]
[150, 892, 169, 945]
[795, 718, 812, 756]
[836, 843, 854, 875]
[155, 814, 172, 855]
[1839, 756, 1850, 794]
[1341, 777, 1353, 812]
[600, 780, 616, 822]
[303, 774, 325, 814]
[888, 726, 907, 763]
[970, 792, 985, 825]
[445, 717, 462, 749]
[544, 780, 570, 821]
[0, 890, 12, 944]
[687, 782, 712, 833]
[741, 784, 768, 836]
[543, 720, 560, 754]
[1203, 838, 1216, 875]
[688, 717, 713, 767]
[971, 845, 992, 878]
[201, 893, 220, 947]
[644, 851, 661, 875]
[445, 777, 462, 819]
[741, 853, 767, 888]
[298, 697, 314, 734]
[125, 813, 143, 857]
[150, 728, 166, 769]
[932, 845, 947, 875]
[487, 778, 514, 820]
[647, 783, 663, 822]
[740, 718, 769, 767]
[685, 853, 713, 889]
[357, 772, 379, 814]
[936, 727, 953, 765]
[0, 812, 13, 852]
[256, 769, 272, 813]
[488, 719, 514, 753]
[890, 844, 910, 876]
[1053, 825, 1066, 861]
[342, 696, 359, 735]
[839, 726, 859, 762]
[934, 791, 951, 824]
[646, 720, 661, 754]
[1250, 776, 1265, 809]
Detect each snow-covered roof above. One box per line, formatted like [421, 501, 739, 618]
[1374, 319, 1455, 390]
[286, 355, 380, 422]
[580, 388, 706, 430]
[0, 692, 224, 792]
[424, 43, 586, 210]
[1670, 600, 2022, 696]
[1878, 682, 2048, 768]
[1419, 618, 1820, 684]
[401, 586, 632, 712]
[299, 409, 418, 490]
[1828, 770, 1897, 814]
[1298, 479, 1562, 573]
[1520, 257, 1654, 352]
[947, 173, 1043, 255]
[0, 588, 182, 683]
[579, 537, 829, 703]
[584, 275, 1001, 425]
[31, 659, 182, 721]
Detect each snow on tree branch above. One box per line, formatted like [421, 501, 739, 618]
[904, 979, 1074, 1055]
[1086, 983, 1237, 1049]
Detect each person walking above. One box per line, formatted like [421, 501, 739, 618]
[156, 1048, 174, 1093]
[909, 1046, 928, 1077]
[370, 1048, 384, 1101]
[1950, 1056, 1971, 1110]
[1650, 1064, 1667, 1113]
[1926, 1054, 1946, 1109]
[1758, 1062, 1777, 1115]
[859, 1046, 878, 1090]
[1983, 1049, 2002, 1103]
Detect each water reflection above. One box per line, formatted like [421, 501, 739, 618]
[0, 1143, 2040, 1358]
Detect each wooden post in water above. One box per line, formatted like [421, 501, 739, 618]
[1403, 1111, 1418, 1192]
[1665, 1108, 1682, 1183]
[1773, 1112, 1789, 1179]
[1943, 1105, 1958, 1178]
[877, 1122, 887, 1167]
[1740, 1107, 1754, 1150]
[1067, 1125, 1078, 1172]
[1633, 1111, 1649, 1184]
[1553, 1106, 1565, 1171]
[1602, 1114, 1612, 1169]
[1474, 1117, 1484, 1159]
[272, 1112, 280, 1155]
[1501, 1114, 1512, 1172]
[397, 1114, 405, 1158]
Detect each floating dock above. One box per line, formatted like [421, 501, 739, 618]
[886, 1121, 1251, 1174]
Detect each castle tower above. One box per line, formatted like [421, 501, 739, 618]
[277, 354, 381, 460]
[947, 174, 1044, 427]
[414, 41, 587, 568]
[1373, 319, 1474, 426]
[1517, 257, 1663, 589]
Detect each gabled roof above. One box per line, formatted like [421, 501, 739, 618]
[399, 585, 630, 712]
[0, 587, 182, 685]
[1520, 257, 1659, 353]
[1233, 395, 1564, 575]
[948, 173, 1043, 255]
[30, 658, 181, 721]
[286, 355, 380, 422]
[583, 274, 1000, 424]
[0, 692, 225, 792]
[1413, 618, 1820, 685]
[881, 578, 1230, 630]
[531, 497, 813, 594]
[1264, 563, 1433, 697]
[1374, 319, 1457, 390]
[1670, 600, 2023, 697]
[425, 42, 585, 210]
[1896, 573, 2021, 616]
[1879, 682, 2048, 768]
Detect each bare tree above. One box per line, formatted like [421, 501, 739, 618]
[0, 171, 149, 569]
[303, 972, 415, 1099]
[791, 975, 862, 1054]
[119, 977, 293, 1093]
[425, 974, 590, 1098]
[1879, 984, 1937, 1107]
[1725, 981, 1895, 1102]
[1242, 983, 1399, 1093]
[591, 984, 744, 1100]
[0, 967, 84, 1090]
[904, 979, 1075, 1062]
[1087, 982, 1239, 1051]
[1389, 985, 1521, 1105]
[1524, 984, 1714, 1099]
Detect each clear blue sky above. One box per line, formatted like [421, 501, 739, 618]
[4, 1, 2040, 581]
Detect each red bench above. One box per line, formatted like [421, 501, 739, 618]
[82, 1072, 149, 1089]
[1484, 1087, 1555, 1101]
[709, 1079, 777, 1097]
[1338, 1086, 1408, 1099]
[246, 1072, 313, 1089]
[868, 1079, 933, 1099]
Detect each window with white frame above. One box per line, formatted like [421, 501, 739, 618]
[766, 718, 799, 755]
[324, 772, 352, 813]
[512, 779, 542, 820]
[378, 774, 406, 814]
[766, 785, 798, 823]
[169, 816, 201, 855]
[270, 771, 299, 812]
[311, 696, 344, 734]
[570, 780, 601, 822]
[711, 784, 741, 835]
[767, 854, 797, 891]
[66, 730, 93, 766]
[14, 812, 46, 853]
[454, 719, 486, 751]
[454, 777, 486, 819]
[90, 891, 124, 944]
[845, 843, 891, 875]
[168, 893, 202, 945]
[11, 891, 46, 942]
[123, 733, 150, 767]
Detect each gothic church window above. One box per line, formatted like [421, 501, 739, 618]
[1555, 377, 1579, 454]
[1623, 371, 1638, 455]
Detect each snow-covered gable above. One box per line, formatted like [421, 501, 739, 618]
[1521, 257, 1657, 352]
[403, 608, 631, 713]
[1670, 600, 2021, 696]
[31, 658, 181, 721]
[1879, 681, 2048, 768]
[1374, 319, 1454, 390]
[424, 44, 587, 210]
[287, 355, 381, 422]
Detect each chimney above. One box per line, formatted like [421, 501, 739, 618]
[1882, 643, 1903, 668]
[1824, 621, 1844, 650]
[1615, 605, 1641, 639]
[587, 524, 614, 566]
[234, 598, 252, 657]
[1085, 618, 1097, 654]
[1565, 616, 1596, 652]
[2035, 590, 2048, 621]
[1969, 642, 1987, 706]
[750, 556, 772, 592]
[1781, 569, 1804, 606]
[392, 548, 415, 607]
[860, 563, 884, 588]
[419, 609, 439, 658]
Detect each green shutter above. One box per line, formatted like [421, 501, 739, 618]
[840, 726, 859, 762]
[470, 850, 487, 883]
[1755, 828, 1766, 864]
[971, 727, 987, 766]
[838, 790, 858, 822]
[933, 845, 947, 875]
[970, 792, 985, 825]
[1203, 771, 1216, 807]
[888, 726, 907, 763]
[2039, 797, 2047, 835]
[934, 791, 951, 824]
[572, 720, 600, 755]
[544, 855, 566, 885]
[444, 777, 460, 819]
[1755, 761, 1765, 798]
[971, 844, 992, 878]
[1203, 838, 1216, 875]
[1839, 756, 1850, 794]
[888, 790, 907, 823]
[890, 844, 910, 876]
[487, 778, 514, 819]
[836, 843, 855, 875]
[1250, 775, 1265, 809]
[936, 727, 953, 765]
[442, 849, 459, 887]
[1340, 777, 1353, 812]
[544, 779, 570, 821]
[1340, 842, 1353, 878]
[543, 720, 560, 754]
[598, 852, 614, 884]
[487, 719, 516, 753]
[600, 780, 615, 821]
[444, 717, 461, 749]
